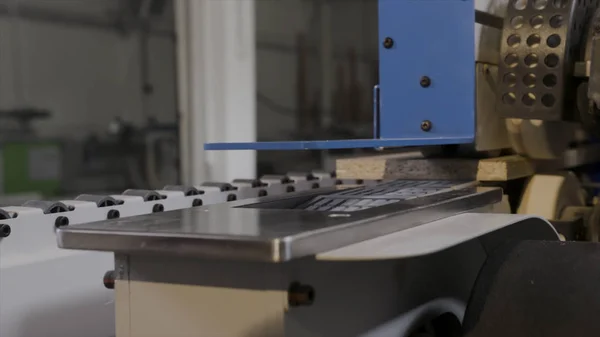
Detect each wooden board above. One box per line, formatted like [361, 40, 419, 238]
[335, 152, 535, 182]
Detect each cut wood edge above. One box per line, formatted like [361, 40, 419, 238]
[476, 155, 535, 181]
[336, 154, 535, 182]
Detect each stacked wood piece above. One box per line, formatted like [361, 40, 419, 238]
[336, 152, 535, 182]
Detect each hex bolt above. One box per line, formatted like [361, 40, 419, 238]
[421, 120, 433, 132]
[103, 270, 115, 289]
[152, 204, 164, 213]
[288, 282, 315, 307]
[420, 76, 431, 88]
[0, 224, 11, 238]
[383, 37, 394, 49]
[55, 216, 69, 228]
[107, 210, 120, 219]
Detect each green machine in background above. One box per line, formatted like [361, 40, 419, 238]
[0, 109, 62, 197]
[0, 141, 62, 197]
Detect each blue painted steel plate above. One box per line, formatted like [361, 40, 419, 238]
[205, 0, 475, 151]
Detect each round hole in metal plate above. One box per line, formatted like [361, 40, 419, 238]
[549, 15, 563, 28]
[524, 53, 539, 68]
[522, 93, 536, 106]
[512, 16, 525, 29]
[542, 94, 555, 107]
[523, 73, 537, 87]
[504, 73, 518, 87]
[545, 53, 560, 67]
[503, 92, 517, 104]
[547, 34, 561, 48]
[527, 34, 541, 47]
[533, 0, 548, 9]
[505, 53, 519, 67]
[507, 34, 521, 47]
[515, 0, 528, 10]
[530, 15, 544, 28]
[543, 73, 557, 87]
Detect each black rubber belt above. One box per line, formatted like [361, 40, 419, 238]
[464, 240, 600, 337]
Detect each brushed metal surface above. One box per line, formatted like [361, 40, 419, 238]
[57, 183, 502, 262]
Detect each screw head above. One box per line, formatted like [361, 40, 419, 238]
[192, 199, 203, 207]
[55, 216, 69, 228]
[103, 270, 115, 289]
[383, 37, 394, 49]
[420, 76, 431, 88]
[107, 209, 120, 219]
[152, 204, 164, 213]
[0, 224, 11, 238]
[288, 282, 315, 307]
[421, 120, 432, 132]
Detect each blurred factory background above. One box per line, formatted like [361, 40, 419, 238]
[0, 0, 377, 202]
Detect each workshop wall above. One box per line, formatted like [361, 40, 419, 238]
[0, 0, 377, 142]
[0, 0, 177, 139]
[256, 0, 378, 141]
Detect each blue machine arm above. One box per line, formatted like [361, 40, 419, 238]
[205, 0, 475, 151]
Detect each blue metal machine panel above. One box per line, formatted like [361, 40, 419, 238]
[378, 0, 475, 141]
[205, 0, 475, 151]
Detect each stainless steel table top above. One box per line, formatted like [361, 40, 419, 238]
[57, 181, 502, 262]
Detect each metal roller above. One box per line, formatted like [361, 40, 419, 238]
[260, 175, 292, 184]
[122, 189, 166, 201]
[199, 182, 236, 191]
[22, 200, 71, 214]
[0, 209, 14, 220]
[162, 185, 203, 196]
[517, 172, 586, 219]
[231, 179, 266, 188]
[287, 172, 317, 181]
[75, 194, 124, 207]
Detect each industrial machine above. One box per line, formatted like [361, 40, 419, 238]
[5, 0, 600, 336]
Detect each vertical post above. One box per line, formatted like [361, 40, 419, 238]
[175, 0, 257, 184]
[320, 1, 333, 129]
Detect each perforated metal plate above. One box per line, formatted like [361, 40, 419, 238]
[498, 0, 596, 120]
[294, 180, 471, 212]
